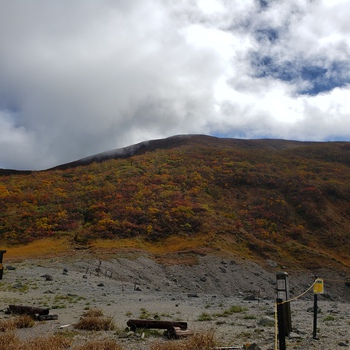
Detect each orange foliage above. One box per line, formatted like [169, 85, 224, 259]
[1, 141, 350, 267]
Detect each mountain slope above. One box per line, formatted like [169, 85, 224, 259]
[1, 135, 350, 271]
[49, 135, 308, 170]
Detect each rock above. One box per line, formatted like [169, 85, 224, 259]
[42, 274, 53, 281]
[6, 266, 16, 270]
[187, 293, 199, 298]
[258, 316, 275, 327]
[338, 342, 349, 347]
[289, 332, 302, 339]
[119, 331, 133, 338]
[97, 283, 104, 287]
[267, 260, 277, 268]
[244, 294, 257, 301]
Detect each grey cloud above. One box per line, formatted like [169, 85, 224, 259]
[0, 0, 349, 170]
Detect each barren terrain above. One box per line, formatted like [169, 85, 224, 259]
[0, 250, 349, 349]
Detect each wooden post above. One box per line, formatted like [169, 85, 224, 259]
[0, 250, 6, 280]
[313, 293, 318, 339]
[276, 272, 292, 336]
[277, 298, 286, 350]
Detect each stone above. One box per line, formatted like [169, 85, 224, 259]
[45, 274, 53, 281]
[187, 293, 199, 298]
[258, 316, 275, 327]
[289, 332, 302, 339]
[267, 260, 277, 268]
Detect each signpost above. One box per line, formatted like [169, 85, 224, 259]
[313, 278, 324, 340]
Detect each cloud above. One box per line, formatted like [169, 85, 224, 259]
[0, 0, 349, 169]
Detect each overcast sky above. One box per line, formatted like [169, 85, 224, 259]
[1, 0, 350, 170]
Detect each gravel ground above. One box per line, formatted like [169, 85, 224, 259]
[0, 252, 349, 349]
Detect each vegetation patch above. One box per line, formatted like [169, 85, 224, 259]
[197, 312, 213, 321]
[74, 338, 123, 350]
[150, 329, 217, 350]
[1, 139, 350, 268]
[213, 305, 247, 318]
[74, 309, 115, 331]
[0, 315, 35, 332]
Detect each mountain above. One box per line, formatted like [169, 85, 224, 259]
[1, 134, 350, 274]
[49, 134, 307, 170]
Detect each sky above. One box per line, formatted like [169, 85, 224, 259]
[1, 0, 350, 170]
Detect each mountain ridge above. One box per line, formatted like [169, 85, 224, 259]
[1, 134, 347, 173]
[48, 134, 337, 170]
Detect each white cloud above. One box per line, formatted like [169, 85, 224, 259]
[0, 0, 349, 169]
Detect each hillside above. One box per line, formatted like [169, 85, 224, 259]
[1, 135, 350, 271]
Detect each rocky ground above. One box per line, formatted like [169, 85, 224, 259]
[0, 250, 349, 349]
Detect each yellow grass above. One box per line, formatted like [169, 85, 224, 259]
[151, 329, 217, 350]
[0, 333, 125, 350]
[91, 233, 216, 254]
[74, 309, 115, 332]
[0, 233, 254, 265]
[0, 333, 72, 350]
[2, 238, 70, 260]
[74, 339, 123, 350]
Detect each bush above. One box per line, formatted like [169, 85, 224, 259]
[151, 329, 217, 350]
[0, 315, 34, 332]
[74, 338, 123, 350]
[74, 316, 115, 331]
[74, 309, 115, 331]
[0, 333, 71, 350]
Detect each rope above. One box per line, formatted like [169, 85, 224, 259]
[323, 278, 349, 283]
[274, 277, 348, 349]
[277, 280, 317, 305]
[274, 280, 317, 350]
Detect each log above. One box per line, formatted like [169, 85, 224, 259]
[38, 314, 58, 321]
[8, 305, 50, 316]
[127, 319, 188, 331]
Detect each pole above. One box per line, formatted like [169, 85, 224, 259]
[0, 250, 6, 280]
[313, 293, 318, 339]
[277, 298, 286, 350]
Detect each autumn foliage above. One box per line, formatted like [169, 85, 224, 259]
[1, 137, 350, 267]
